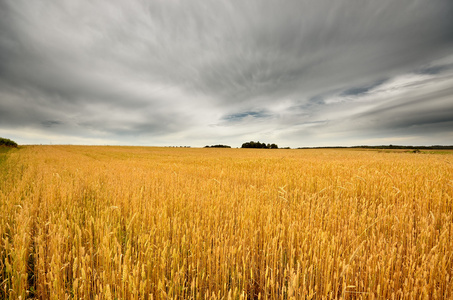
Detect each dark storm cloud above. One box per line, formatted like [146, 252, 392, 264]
[1, 0, 453, 146]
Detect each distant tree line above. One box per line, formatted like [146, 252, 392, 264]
[0, 137, 18, 147]
[204, 144, 231, 148]
[297, 145, 453, 150]
[360, 145, 453, 150]
[241, 141, 278, 149]
[167, 146, 191, 148]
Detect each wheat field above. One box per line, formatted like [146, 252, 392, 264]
[0, 145, 452, 299]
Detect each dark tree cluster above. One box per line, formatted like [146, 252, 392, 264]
[241, 141, 278, 149]
[0, 137, 18, 147]
[204, 144, 231, 148]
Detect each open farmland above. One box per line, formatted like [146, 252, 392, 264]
[0, 146, 452, 299]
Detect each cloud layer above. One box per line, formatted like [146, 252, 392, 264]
[1, 0, 453, 146]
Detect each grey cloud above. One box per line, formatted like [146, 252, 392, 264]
[223, 111, 270, 122]
[353, 86, 453, 131]
[1, 0, 453, 146]
[41, 120, 63, 128]
[340, 79, 388, 97]
[416, 63, 453, 75]
[299, 72, 453, 146]
[189, 0, 453, 103]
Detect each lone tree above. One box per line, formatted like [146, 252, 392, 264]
[0, 137, 18, 148]
[241, 141, 278, 149]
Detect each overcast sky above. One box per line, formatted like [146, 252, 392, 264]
[1, 0, 453, 147]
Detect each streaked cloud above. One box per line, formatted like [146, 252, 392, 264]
[1, 0, 452, 146]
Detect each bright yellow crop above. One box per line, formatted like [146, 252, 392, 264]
[0, 146, 452, 299]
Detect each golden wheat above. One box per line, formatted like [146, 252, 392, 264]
[0, 145, 452, 299]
